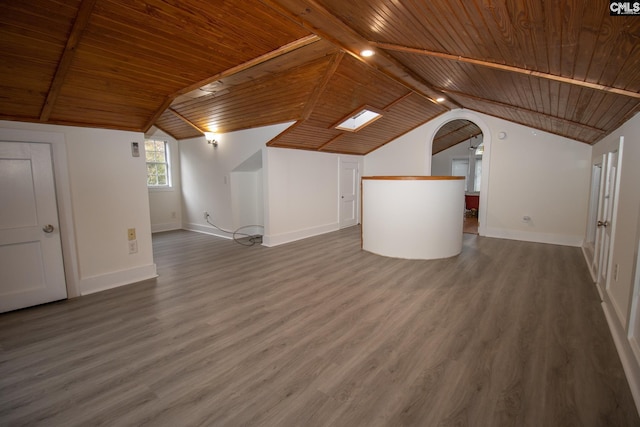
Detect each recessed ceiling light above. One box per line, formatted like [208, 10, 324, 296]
[436, 97, 446, 103]
[360, 49, 375, 57]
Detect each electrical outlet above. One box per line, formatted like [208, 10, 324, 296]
[127, 228, 136, 241]
[128, 240, 138, 254]
[203, 211, 209, 220]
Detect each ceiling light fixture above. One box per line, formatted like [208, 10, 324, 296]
[360, 49, 375, 57]
[204, 131, 218, 147]
[436, 97, 446, 103]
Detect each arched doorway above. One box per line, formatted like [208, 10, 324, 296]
[425, 111, 492, 236]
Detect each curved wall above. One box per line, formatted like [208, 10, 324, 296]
[362, 176, 465, 260]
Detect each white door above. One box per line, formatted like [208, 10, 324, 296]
[339, 160, 359, 228]
[591, 159, 605, 284]
[0, 142, 67, 313]
[594, 142, 622, 296]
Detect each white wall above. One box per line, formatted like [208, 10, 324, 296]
[179, 122, 364, 246]
[365, 124, 433, 176]
[264, 149, 364, 246]
[146, 127, 182, 233]
[231, 170, 263, 236]
[486, 117, 591, 246]
[431, 135, 483, 193]
[431, 138, 474, 177]
[180, 122, 293, 238]
[588, 112, 640, 413]
[0, 121, 156, 296]
[365, 109, 592, 247]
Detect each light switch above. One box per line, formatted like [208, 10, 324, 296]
[128, 228, 136, 241]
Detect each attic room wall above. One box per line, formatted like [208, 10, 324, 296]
[364, 109, 592, 247]
[431, 136, 483, 183]
[179, 122, 293, 239]
[145, 127, 182, 233]
[263, 148, 364, 246]
[0, 121, 156, 296]
[179, 120, 364, 246]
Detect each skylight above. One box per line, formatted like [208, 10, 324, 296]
[335, 108, 382, 132]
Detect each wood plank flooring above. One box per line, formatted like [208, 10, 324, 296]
[1, 227, 638, 426]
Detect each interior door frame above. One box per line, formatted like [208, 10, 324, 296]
[0, 127, 80, 297]
[426, 110, 492, 236]
[597, 138, 624, 299]
[584, 160, 603, 281]
[338, 157, 360, 229]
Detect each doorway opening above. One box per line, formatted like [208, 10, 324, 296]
[430, 119, 484, 235]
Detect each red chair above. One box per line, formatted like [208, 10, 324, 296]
[465, 195, 479, 216]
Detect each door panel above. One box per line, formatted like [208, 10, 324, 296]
[340, 160, 358, 228]
[0, 142, 66, 313]
[594, 143, 621, 297]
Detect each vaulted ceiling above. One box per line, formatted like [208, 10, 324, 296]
[1, 0, 639, 155]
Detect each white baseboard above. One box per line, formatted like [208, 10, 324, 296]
[262, 222, 339, 247]
[602, 302, 640, 418]
[151, 221, 182, 233]
[483, 226, 583, 247]
[182, 222, 233, 240]
[80, 264, 157, 296]
[581, 245, 598, 283]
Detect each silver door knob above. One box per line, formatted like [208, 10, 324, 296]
[43, 224, 55, 233]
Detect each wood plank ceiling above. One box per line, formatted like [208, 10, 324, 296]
[1, 0, 639, 154]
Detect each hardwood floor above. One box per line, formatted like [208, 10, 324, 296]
[1, 227, 638, 426]
[463, 215, 479, 234]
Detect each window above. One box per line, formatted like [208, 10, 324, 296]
[474, 157, 482, 192]
[334, 106, 383, 132]
[145, 139, 171, 187]
[451, 158, 469, 191]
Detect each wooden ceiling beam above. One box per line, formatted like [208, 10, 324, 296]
[172, 34, 321, 99]
[317, 134, 344, 151]
[438, 87, 607, 135]
[382, 93, 413, 111]
[260, 0, 458, 108]
[146, 35, 321, 132]
[374, 42, 640, 100]
[301, 51, 344, 120]
[39, 0, 98, 121]
[168, 108, 206, 134]
[144, 96, 174, 133]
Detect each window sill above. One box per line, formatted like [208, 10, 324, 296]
[148, 186, 175, 193]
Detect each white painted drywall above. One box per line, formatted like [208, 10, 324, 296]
[146, 127, 182, 233]
[180, 122, 293, 238]
[365, 125, 433, 175]
[365, 109, 592, 246]
[231, 170, 263, 236]
[431, 135, 484, 194]
[0, 121, 156, 296]
[264, 148, 342, 246]
[362, 178, 465, 259]
[179, 122, 364, 246]
[485, 117, 591, 246]
[431, 138, 473, 177]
